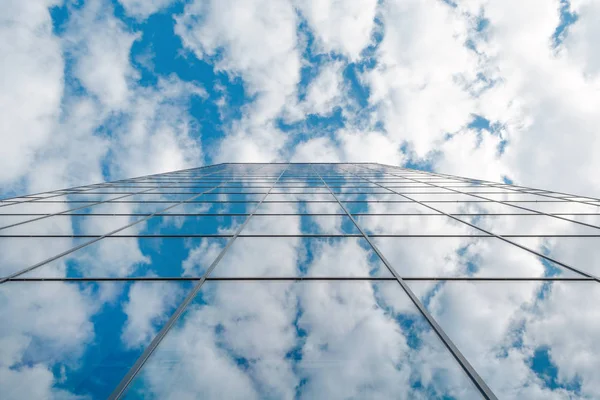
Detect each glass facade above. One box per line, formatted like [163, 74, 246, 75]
[1, 162, 600, 399]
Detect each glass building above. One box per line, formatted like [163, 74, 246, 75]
[1, 162, 600, 399]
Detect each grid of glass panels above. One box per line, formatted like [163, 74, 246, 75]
[1, 163, 600, 399]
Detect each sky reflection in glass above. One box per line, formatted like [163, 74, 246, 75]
[1, 163, 600, 399]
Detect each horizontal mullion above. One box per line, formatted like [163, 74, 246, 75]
[19, 199, 577, 204]
[2, 212, 599, 217]
[3, 234, 600, 238]
[5, 276, 594, 282]
[54, 185, 535, 189]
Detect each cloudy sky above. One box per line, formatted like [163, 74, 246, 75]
[2, 0, 599, 197]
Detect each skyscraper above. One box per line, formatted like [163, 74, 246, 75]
[1, 163, 600, 399]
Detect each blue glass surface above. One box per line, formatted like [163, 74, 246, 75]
[0, 237, 86, 278]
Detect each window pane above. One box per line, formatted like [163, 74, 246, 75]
[242, 215, 359, 235]
[23, 237, 228, 278]
[265, 193, 336, 201]
[255, 200, 344, 215]
[163, 202, 254, 214]
[0, 237, 85, 277]
[0, 214, 141, 236]
[511, 236, 600, 276]
[356, 215, 482, 236]
[419, 201, 537, 215]
[470, 193, 557, 201]
[463, 214, 599, 236]
[361, 201, 440, 214]
[506, 201, 600, 214]
[211, 236, 391, 277]
[407, 193, 484, 202]
[116, 215, 246, 236]
[0, 202, 71, 216]
[372, 237, 579, 278]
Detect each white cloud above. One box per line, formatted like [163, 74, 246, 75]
[66, 0, 139, 110]
[434, 128, 508, 181]
[108, 77, 206, 179]
[294, 0, 378, 60]
[364, 0, 479, 157]
[443, 0, 600, 195]
[301, 60, 345, 116]
[213, 122, 288, 163]
[336, 129, 403, 164]
[0, 0, 63, 188]
[291, 136, 341, 162]
[567, 1, 600, 79]
[25, 96, 111, 191]
[290, 129, 403, 164]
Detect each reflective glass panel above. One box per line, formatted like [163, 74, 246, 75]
[372, 237, 579, 278]
[210, 236, 392, 277]
[511, 236, 600, 276]
[243, 215, 359, 235]
[255, 200, 344, 215]
[23, 237, 228, 278]
[505, 201, 600, 214]
[116, 214, 246, 236]
[356, 215, 482, 236]
[462, 214, 599, 236]
[0, 237, 85, 278]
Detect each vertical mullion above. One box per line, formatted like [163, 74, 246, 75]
[310, 163, 498, 400]
[341, 165, 599, 281]
[108, 163, 291, 400]
[0, 164, 259, 283]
